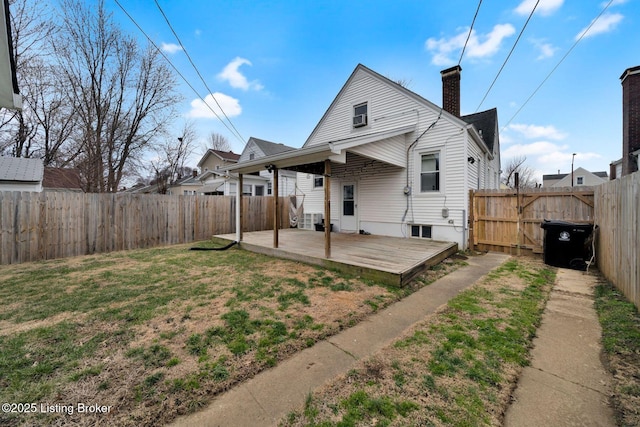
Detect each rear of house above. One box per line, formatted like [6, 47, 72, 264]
[295, 65, 500, 248]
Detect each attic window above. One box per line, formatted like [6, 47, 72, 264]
[353, 102, 368, 128]
[249, 153, 255, 160]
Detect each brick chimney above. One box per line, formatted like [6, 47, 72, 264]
[441, 65, 462, 117]
[621, 65, 640, 176]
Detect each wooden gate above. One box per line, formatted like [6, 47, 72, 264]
[469, 188, 595, 255]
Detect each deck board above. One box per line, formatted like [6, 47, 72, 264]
[215, 229, 458, 286]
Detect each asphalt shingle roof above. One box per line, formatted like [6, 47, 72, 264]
[461, 108, 498, 153]
[0, 156, 44, 182]
[250, 138, 296, 156]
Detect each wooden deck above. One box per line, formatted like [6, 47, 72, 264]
[215, 229, 458, 286]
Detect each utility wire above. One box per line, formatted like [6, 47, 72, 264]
[501, 0, 615, 131]
[113, 0, 245, 145]
[154, 0, 245, 144]
[458, 0, 483, 66]
[475, 0, 539, 112]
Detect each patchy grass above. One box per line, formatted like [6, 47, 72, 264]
[594, 281, 640, 427]
[0, 240, 464, 426]
[280, 258, 555, 427]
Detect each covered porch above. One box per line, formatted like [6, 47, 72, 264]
[215, 229, 458, 286]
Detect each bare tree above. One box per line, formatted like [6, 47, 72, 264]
[207, 132, 230, 152]
[53, 0, 181, 192]
[501, 155, 539, 189]
[0, 0, 55, 158]
[150, 122, 198, 194]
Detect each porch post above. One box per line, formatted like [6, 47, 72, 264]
[324, 159, 331, 258]
[273, 166, 279, 248]
[237, 174, 243, 242]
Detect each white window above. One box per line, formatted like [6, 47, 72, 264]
[411, 225, 432, 239]
[267, 182, 273, 195]
[229, 183, 236, 195]
[353, 102, 368, 128]
[242, 184, 252, 196]
[420, 153, 440, 192]
[313, 175, 324, 188]
[249, 153, 255, 160]
[576, 176, 584, 185]
[255, 185, 264, 196]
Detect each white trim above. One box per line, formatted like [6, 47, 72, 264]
[416, 148, 444, 195]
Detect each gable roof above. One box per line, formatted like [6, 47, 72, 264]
[302, 63, 493, 155]
[248, 137, 296, 157]
[543, 170, 609, 181]
[42, 168, 82, 190]
[0, 156, 44, 182]
[197, 149, 240, 168]
[461, 108, 498, 153]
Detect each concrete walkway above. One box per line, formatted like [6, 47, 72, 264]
[504, 268, 616, 427]
[170, 252, 509, 427]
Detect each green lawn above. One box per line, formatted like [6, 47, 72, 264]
[594, 282, 640, 427]
[0, 239, 462, 426]
[281, 258, 556, 427]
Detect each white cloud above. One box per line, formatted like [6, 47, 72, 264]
[161, 42, 182, 54]
[502, 141, 569, 158]
[530, 38, 557, 60]
[187, 92, 241, 119]
[515, 0, 564, 17]
[502, 142, 602, 180]
[575, 12, 623, 40]
[425, 24, 515, 66]
[217, 57, 264, 91]
[508, 123, 568, 140]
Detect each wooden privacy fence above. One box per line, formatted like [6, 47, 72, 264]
[0, 192, 290, 265]
[594, 173, 640, 309]
[469, 187, 595, 255]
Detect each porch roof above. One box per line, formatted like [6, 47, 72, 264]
[226, 124, 415, 175]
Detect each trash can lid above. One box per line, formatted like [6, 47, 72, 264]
[541, 219, 593, 230]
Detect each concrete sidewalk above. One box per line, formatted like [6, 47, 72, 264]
[504, 268, 616, 427]
[170, 252, 509, 427]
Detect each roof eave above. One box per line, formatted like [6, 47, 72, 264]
[226, 145, 336, 174]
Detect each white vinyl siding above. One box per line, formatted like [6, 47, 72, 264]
[238, 140, 265, 163]
[305, 69, 434, 148]
[348, 134, 406, 167]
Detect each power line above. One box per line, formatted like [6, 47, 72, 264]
[476, 0, 539, 112]
[501, 0, 615, 131]
[154, 0, 245, 144]
[458, 0, 483, 66]
[112, 0, 246, 145]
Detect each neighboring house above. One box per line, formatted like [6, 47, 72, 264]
[197, 139, 297, 196]
[611, 65, 640, 178]
[542, 168, 608, 187]
[0, 156, 44, 192]
[42, 168, 83, 192]
[236, 137, 297, 197]
[168, 171, 202, 195]
[123, 183, 161, 194]
[227, 64, 501, 249]
[197, 149, 241, 195]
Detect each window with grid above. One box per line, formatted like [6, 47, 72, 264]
[420, 153, 440, 192]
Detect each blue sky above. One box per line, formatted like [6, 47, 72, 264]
[108, 0, 638, 181]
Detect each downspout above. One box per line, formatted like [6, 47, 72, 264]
[237, 174, 242, 242]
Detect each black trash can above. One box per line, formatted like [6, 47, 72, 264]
[540, 220, 594, 270]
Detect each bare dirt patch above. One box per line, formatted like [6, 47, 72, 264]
[0, 312, 86, 336]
